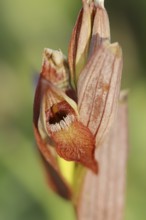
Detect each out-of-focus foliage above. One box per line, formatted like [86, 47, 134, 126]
[0, 0, 145, 219]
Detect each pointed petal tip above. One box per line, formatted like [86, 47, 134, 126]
[108, 42, 122, 57]
[43, 48, 66, 66]
[43, 48, 55, 62]
[89, 2, 110, 50]
[85, 0, 105, 8]
[44, 48, 52, 55]
[94, 0, 104, 8]
[90, 159, 99, 174]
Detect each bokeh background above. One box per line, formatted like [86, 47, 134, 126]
[0, 0, 146, 219]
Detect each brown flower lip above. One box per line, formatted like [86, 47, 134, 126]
[46, 100, 98, 173]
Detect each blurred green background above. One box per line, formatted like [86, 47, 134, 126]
[0, 0, 146, 219]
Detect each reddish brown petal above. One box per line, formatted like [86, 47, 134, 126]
[68, 0, 93, 88]
[68, 8, 83, 80]
[78, 42, 123, 147]
[92, 4, 110, 40]
[88, 3, 110, 59]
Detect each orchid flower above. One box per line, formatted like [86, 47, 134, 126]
[33, 0, 123, 199]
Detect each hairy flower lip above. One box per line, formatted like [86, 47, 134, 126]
[46, 100, 76, 133]
[48, 114, 75, 133]
[51, 120, 98, 174]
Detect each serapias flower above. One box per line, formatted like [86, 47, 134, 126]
[33, 0, 123, 198]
